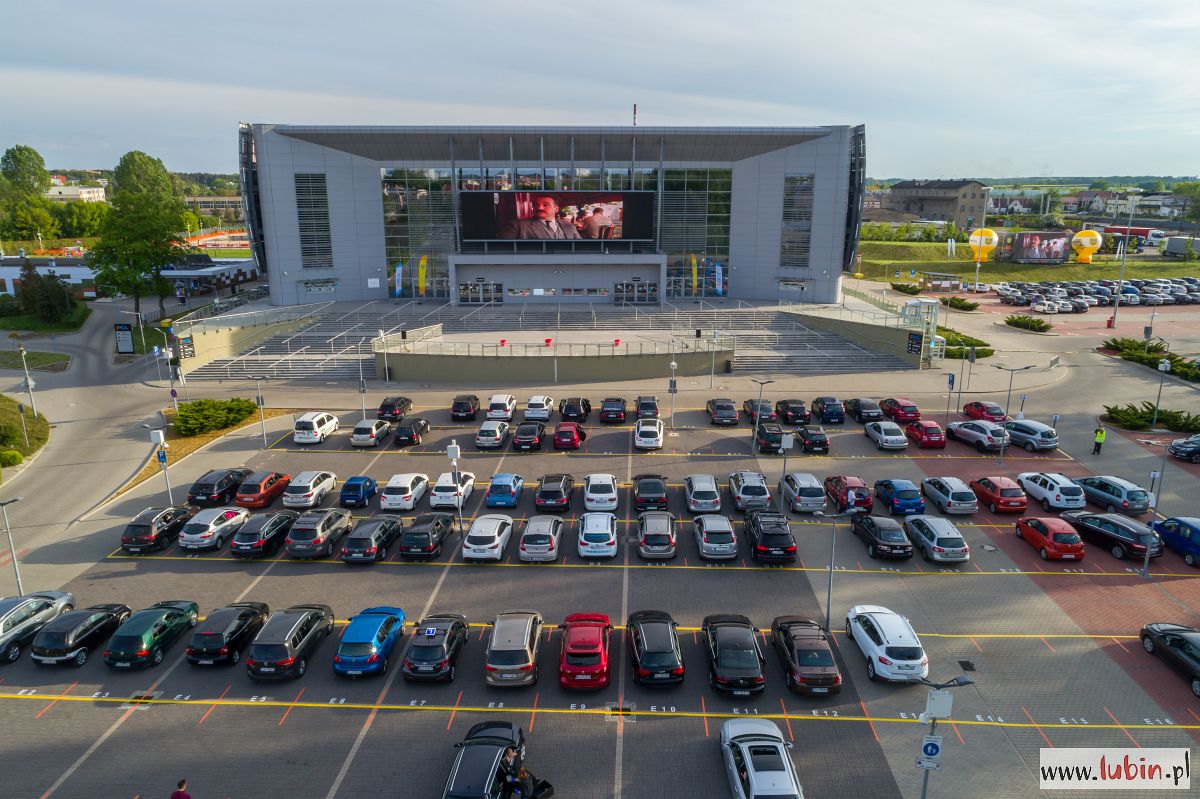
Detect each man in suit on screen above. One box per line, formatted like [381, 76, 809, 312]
[499, 194, 582, 239]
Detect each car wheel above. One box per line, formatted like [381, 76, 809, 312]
[152, 648, 164, 666]
[1191, 454, 1200, 465]
[297, 657, 307, 677]
[708, 672, 716, 688]
[1040, 548, 1049, 561]
[1142, 635, 1155, 654]
[380, 657, 388, 675]
[3, 641, 21, 662]
[785, 671, 796, 691]
[230, 649, 241, 665]
[876, 441, 883, 451]
[1024, 442, 1036, 453]
[73, 648, 89, 667]
[1185, 553, 1197, 568]
[946, 429, 956, 440]
[1015, 526, 1023, 538]
[1041, 499, 1052, 512]
[448, 665, 456, 681]
[922, 548, 931, 562]
[189, 611, 198, 627]
[1192, 678, 1200, 699]
[1111, 545, 1126, 560]
[866, 659, 878, 681]
[844, 619, 853, 641]
[974, 441, 986, 453]
[867, 544, 877, 559]
[989, 502, 998, 514]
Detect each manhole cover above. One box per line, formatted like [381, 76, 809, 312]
[981, 544, 998, 552]
[606, 702, 636, 722]
[120, 691, 162, 710]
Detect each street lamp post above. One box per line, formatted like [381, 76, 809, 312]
[247, 375, 270, 448]
[814, 509, 857, 631]
[17, 345, 38, 418]
[668, 358, 678, 432]
[1109, 188, 1142, 329]
[357, 357, 367, 420]
[141, 424, 174, 504]
[0, 497, 24, 595]
[447, 439, 465, 537]
[918, 675, 976, 799]
[1150, 354, 1171, 430]
[750, 378, 775, 450]
[990, 364, 1034, 467]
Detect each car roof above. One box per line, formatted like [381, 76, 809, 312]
[292, 470, 326, 484]
[586, 473, 616, 485]
[910, 515, 961, 534]
[487, 394, 512, 402]
[479, 420, 505, 429]
[470, 515, 510, 534]
[344, 475, 372, 485]
[581, 513, 614, 531]
[634, 473, 667, 483]
[697, 514, 734, 530]
[243, 471, 278, 483]
[190, 507, 237, 522]
[490, 473, 518, 483]
[130, 507, 171, 522]
[688, 473, 717, 487]
[732, 471, 766, 483]
[981, 475, 1020, 487]
[886, 479, 918, 489]
[524, 516, 560, 535]
[927, 475, 969, 489]
[528, 395, 551, 403]
[705, 613, 754, 629]
[342, 609, 402, 643]
[540, 473, 570, 485]
[386, 472, 426, 485]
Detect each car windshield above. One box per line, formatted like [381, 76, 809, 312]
[602, 401, 622, 409]
[797, 487, 824, 498]
[691, 489, 719, 500]
[383, 485, 412, 496]
[345, 535, 375, 548]
[466, 533, 497, 545]
[539, 489, 564, 499]
[239, 484, 262, 494]
[182, 522, 210, 535]
[191, 484, 214, 494]
[742, 485, 767, 497]
[1060, 486, 1083, 496]
[760, 431, 782, 444]
[338, 643, 375, 657]
[1128, 490, 1149, 500]
[703, 529, 735, 544]
[517, 426, 539, 436]
[488, 650, 530, 666]
[488, 402, 508, 411]
[523, 533, 552, 545]
[1135, 533, 1157, 545]
[885, 646, 923, 661]
[249, 644, 289, 661]
[402, 533, 431, 546]
[477, 429, 497, 438]
[1052, 533, 1082, 545]
[289, 528, 319, 541]
[749, 747, 786, 772]
[432, 484, 456, 494]
[407, 643, 445, 662]
[879, 528, 907, 543]
[715, 404, 735, 413]
[999, 489, 1024, 498]
[108, 635, 143, 652]
[37, 631, 70, 648]
[396, 426, 416, 436]
[638, 402, 656, 411]
[566, 651, 601, 666]
[589, 483, 614, 495]
[718, 648, 759, 669]
[294, 422, 314, 431]
[642, 533, 672, 545]
[808, 432, 827, 442]
[354, 424, 374, 434]
[283, 485, 309, 495]
[795, 648, 835, 666]
[937, 537, 966, 548]
[950, 492, 976, 502]
[896, 489, 920, 500]
[1040, 430, 1057, 439]
[641, 651, 678, 668]
[901, 406, 918, 413]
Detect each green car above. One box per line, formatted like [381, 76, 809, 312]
[104, 600, 199, 669]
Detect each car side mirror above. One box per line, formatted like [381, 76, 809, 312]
[785, 741, 795, 750]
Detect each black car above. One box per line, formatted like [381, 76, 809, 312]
[186, 602, 269, 666]
[1061, 511, 1163, 561]
[441, 722, 527, 799]
[559, 397, 592, 422]
[246, 604, 334, 680]
[755, 423, 786, 454]
[120, 505, 200, 553]
[598, 398, 627, 423]
[1141, 623, 1200, 698]
[402, 613, 469, 682]
[635, 395, 660, 420]
[770, 616, 842, 695]
[399, 513, 456, 559]
[377, 396, 413, 421]
[30, 604, 131, 667]
[534, 474, 574, 512]
[512, 422, 547, 451]
[633, 474, 669, 511]
[706, 398, 739, 425]
[845, 398, 883, 423]
[1167, 434, 1200, 464]
[851, 514, 913, 560]
[742, 399, 775, 424]
[395, 417, 431, 446]
[627, 610, 684, 686]
[702, 614, 766, 695]
[795, 425, 830, 454]
[230, 511, 298, 557]
[186, 468, 253, 506]
[774, 400, 811, 425]
[451, 394, 480, 421]
[340, 517, 403, 563]
[744, 510, 797, 563]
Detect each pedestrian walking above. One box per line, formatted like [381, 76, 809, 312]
[170, 778, 191, 799]
[1092, 425, 1106, 455]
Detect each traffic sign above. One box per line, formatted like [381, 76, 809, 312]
[156, 449, 168, 464]
[153, 344, 161, 357]
[922, 736, 943, 759]
[170, 389, 178, 398]
[1019, 393, 1028, 403]
[17, 403, 24, 414]
[1050, 413, 1061, 427]
[916, 758, 943, 771]
[947, 373, 954, 388]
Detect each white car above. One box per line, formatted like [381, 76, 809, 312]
[178, 507, 249, 550]
[720, 720, 804, 799]
[844, 605, 929, 683]
[429, 471, 476, 508]
[524, 395, 554, 421]
[583, 473, 619, 511]
[684, 474, 722, 513]
[864, 421, 908, 451]
[1118, 292, 1141, 305]
[1053, 300, 1073, 313]
[633, 418, 665, 450]
[1031, 300, 1058, 314]
[281, 471, 338, 508]
[1016, 472, 1087, 512]
[379, 473, 429, 511]
[474, 421, 510, 449]
[577, 512, 619, 559]
[486, 394, 517, 421]
[461, 514, 514, 561]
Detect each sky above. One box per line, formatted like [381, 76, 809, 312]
[3, 0, 1199, 177]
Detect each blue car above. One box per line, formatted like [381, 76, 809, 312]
[874, 479, 926, 516]
[812, 396, 845, 424]
[485, 473, 524, 508]
[339, 476, 378, 508]
[334, 606, 406, 676]
[1153, 517, 1200, 567]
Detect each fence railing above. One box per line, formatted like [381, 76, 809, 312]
[782, 301, 922, 331]
[373, 324, 443, 354]
[175, 298, 332, 337]
[386, 337, 735, 359]
[164, 284, 272, 327]
[841, 285, 901, 314]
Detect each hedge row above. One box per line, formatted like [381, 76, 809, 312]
[940, 296, 980, 311]
[173, 398, 258, 437]
[889, 282, 922, 296]
[1005, 314, 1054, 332]
[1103, 402, 1200, 434]
[1102, 338, 1200, 383]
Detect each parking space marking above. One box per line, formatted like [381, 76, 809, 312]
[968, 637, 982, 652]
[198, 684, 231, 724]
[34, 681, 78, 719]
[699, 696, 710, 737]
[529, 692, 540, 732]
[1039, 637, 1056, 653]
[1023, 706, 1053, 748]
[779, 698, 794, 741]
[859, 701, 880, 742]
[1110, 637, 1130, 653]
[278, 687, 305, 725]
[948, 721, 964, 744]
[1105, 707, 1141, 747]
[446, 689, 463, 731]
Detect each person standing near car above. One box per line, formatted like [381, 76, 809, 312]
[170, 779, 191, 799]
[1092, 425, 1107, 455]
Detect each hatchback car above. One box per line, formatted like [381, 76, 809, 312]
[742, 398, 775, 424]
[450, 394, 480, 421]
[402, 614, 468, 682]
[754, 422, 787, 454]
[246, 604, 334, 680]
[947, 420, 1009, 452]
[104, 600, 198, 670]
[720, 719, 805, 799]
[865, 422, 908, 451]
[880, 397, 921, 422]
[334, 606, 406, 677]
[1003, 419, 1059, 452]
[376, 395, 412, 421]
[1015, 517, 1085, 561]
[1076, 476, 1151, 515]
[338, 475, 378, 508]
[230, 511, 297, 557]
[774, 399, 811, 425]
[578, 512, 619, 559]
[846, 397, 883, 422]
[235, 471, 291, 508]
[558, 613, 612, 689]
[485, 473, 524, 508]
[559, 396, 593, 422]
[637, 511, 677, 559]
[684, 474, 722, 513]
[552, 421, 587, 450]
[851, 514, 913, 560]
[1139, 623, 1200, 699]
[186, 467, 253, 506]
[340, 517, 403, 563]
[706, 398, 740, 425]
[185, 601, 268, 666]
[511, 422, 546, 451]
[350, 418, 392, 447]
[1, 591, 76, 664]
[693, 514, 738, 560]
[439, 722, 528, 799]
[703, 614, 766, 695]
[627, 610, 685, 686]
[523, 395, 554, 422]
[1062, 512, 1163, 561]
[120, 505, 200, 553]
[635, 395, 660, 420]
[429, 471, 476, 508]
[633, 474, 670, 511]
[474, 420, 510, 449]
[906, 420, 946, 449]
[1017, 472, 1086, 511]
[905, 516, 970, 562]
[393, 417, 431, 446]
[462, 515, 515, 562]
[398, 513, 455, 559]
[519, 516, 564, 562]
[178, 506, 249, 550]
[744, 510, 797, 563]
[962, 401, 1007, 422]
[844, 605, 928, 682]
[284, 508, 352, 559]
[583, 473, 619, 511]
[484, 610, 544, 687]
[779, 472, 825, 513]
[598, 397, 627, 423]
[795, 425, 830, 454]
[379, 473, 429, 511]
[31, 603, 130, 667]
[825, 475, 871, 513]
[1153, 517, 1200, 567]
[730, 471, 772, 511]
[919, 477, 978, 515]
[969, 476, 1027, 514]
[771, 616, 842, 695]
[534, 474, 574, 511]
[485, 394, 517, 421]
[281, 470, 337, 509]
[874, 479, 924, 515]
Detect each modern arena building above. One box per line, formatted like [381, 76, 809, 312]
[238, 124, 866, 307]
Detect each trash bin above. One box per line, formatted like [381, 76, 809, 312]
[1105, 317, 1115, 329]
[725, 359, 734, 374]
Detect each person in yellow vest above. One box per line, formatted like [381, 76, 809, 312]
[1092, 425, 1107, 455]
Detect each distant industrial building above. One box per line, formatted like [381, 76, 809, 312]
[185, 195, 245, 220]
[885, 180, 989, 228]
[44, 185, 106, 203]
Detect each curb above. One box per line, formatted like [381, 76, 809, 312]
[0, 424, 52, 491]
[991, 320, 1059, 337]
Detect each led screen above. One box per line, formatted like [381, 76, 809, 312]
[1011, 232, 1070, 264]
[460, 191, 654, 241]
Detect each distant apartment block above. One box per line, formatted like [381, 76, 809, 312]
[185, 195, 244, 220]
[44, 185, 106, 203]
[885, 179, 989, 228]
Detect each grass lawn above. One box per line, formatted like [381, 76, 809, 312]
[0, 350, 71, 370]
[0, 304, 92, 333]
[0, 393, 50, 459]
[206, 248, 252, 258]
[853, 253, 1197, 285]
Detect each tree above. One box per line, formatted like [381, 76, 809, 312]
[1137, 180, 1167, 193]
[87, 191, 189, 316]
[1088, 179, 1110, 191]
[1172, 181, 1200, 223]
[2, 196, 60, 241]
[0, 144, 50, 198]
[50, 200, 110, 237]
[113, 150, 176, 196]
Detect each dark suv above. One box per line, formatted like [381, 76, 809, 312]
[598, 398, 627, 423]
[744, 510, 797, 563]
[246, 604, 334, 680]
[811, 397, 846, 424]
[534, 474, 574, 512]
[755, 423, 786, 454]
[451, 394, 480, 421]
[846, 398, 883, 423]
[186, 468, 253, 506]
[186, 601, 269, 666]
[702, 614, 766, 695]
[559, 397, 592, 422]
[394, 417, 431, 446]
[706, 398, 739, 425]
[851, 514, 913, 560]
[284, 508, 353, 559]
[399, 513, 456, 559]
[636, 396, 660, 420]
[402, 613, 469, 682]
[340, 517, 403, 563]
[440, 722, 527, 799]
[120, 505, 200, 553]
[633, 474, 669, 511]
[377, 396, 413, 421]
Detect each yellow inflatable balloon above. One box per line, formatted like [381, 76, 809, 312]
[1071, 229, 1103, 264]
[968, 228, 998, 263]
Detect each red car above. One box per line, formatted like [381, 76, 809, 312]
[963, 401, 1008, 423]
[880, 397, 921, 422]
[824, 475, 872, 513]
[559, 612, 612, 689]
[553, 422, 587, 450]
[905, 421, 946, 449]
[1015, 517, 1086, 561]
[235, 471, 292, 508]
[969, 476, 1028, 514]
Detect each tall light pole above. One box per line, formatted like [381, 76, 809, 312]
[0, 497, 24, 595]
[141, 423, 174, 505]
[247, 374, 270, 448]
[357, 357, 367, 420]
[814, 508, 857, 631]
[447, 439, 465, 536]
[17, 345, 37, 418]
[1109, 188, 1142, 329]
[668, 357, 678, 432]
[990, 364, 1034, 467]
[750, 378, 774, 449]
[1150, 352, 1171, 430]
[918, 675, 976, 799]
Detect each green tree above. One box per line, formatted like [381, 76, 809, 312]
[2, 196, 60, 240]
[1137, 180, 1167, 193]
[1088, 179, 1110, 190]
[1172, 181, 1200, 223]
[50, 200, 110, 237]
[87, 191, 189, 316]
[16, 261, 42, 314]
[113, 151, 176, 196]
[0, 144, 50, 198]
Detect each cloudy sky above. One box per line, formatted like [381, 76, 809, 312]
[3, 0, 1198, 177]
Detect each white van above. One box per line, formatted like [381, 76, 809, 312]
[292, 412, 339, 444]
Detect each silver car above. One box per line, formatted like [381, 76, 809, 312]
[946, 420, 1010, 452]
[349, 418, 391, 447]
[0, 591, 75, 663]
[474, 421, 510, 449]
[178, 507, 249, 550]
[919, 477, 978, 515]
[864, 421, 908, 450]
[729, 471, 772, 511]
[637, 511, 677, 559]
[684, 474, 722, 513]
[1001, 419, 1059, 452]
[519, 516, 563, 562]
[693, 514, 738, 560]
[484, 610, 543, 687]
[904, 515, 970, 563]
[720, 719, 803, 799]
[779, 472, 825, 513]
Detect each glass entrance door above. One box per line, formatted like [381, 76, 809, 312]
[459, 282, 504, 304]
[615, 282, 658, 304]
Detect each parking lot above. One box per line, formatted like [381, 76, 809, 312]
[3, 400, 1199, 798]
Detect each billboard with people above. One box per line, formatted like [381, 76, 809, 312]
[1011, 231, 1071, 264]
[459, 191, 655, 241]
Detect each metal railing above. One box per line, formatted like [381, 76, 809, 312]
[315, 343, 364, 369]
[165, 285, 273, 328]
[377, 300, 419, 325]
[389, 337, 735, 359]
[419, 301, 453, 323]
[459, 301, 497, 322]
[175, 297, 330, 337]
[842, 285, 900, 314]
[269, 346, 311, 377]
[332, 300, 378, 323]
[373, 324, 443, 354]
[784, 302, 922, 331]
[325, 323, 365, 353]
[223, 346, 264, 379]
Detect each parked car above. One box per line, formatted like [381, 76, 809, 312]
[844, 605, 929, 683]
[633, 418, 665, 450]
[402, 614, 468, 682]
[851, 514, 913, 560]
[31, 603, 131, 667]
[1016, 472, 1086, 511]
[1014, 517, 1085, 561]
[534, 474, 574, 512]
[1139, 623, 1200, 699]
[905, 420, 946, 449]
[1061, 512, 1162, 561]
[1153, 517, 1200, 567]
[393, 417, 431, 447]
[583, 473, 619, 512]
[104, 600, 198, 670]
[376, 396, 412, 421]
[552, 421, 587, 450]
[684, 474, 722, 513]
[186, 602, 269, 666]
[633, 474, 669, 511]
[919, 477, 977, 515]
[558, 612, 612, 689]
[770, 616, 842, 695]
[693, 514, 738, 560]
[235, 471, 291, 508]
[845, 398, 883, 423]
[577, 512, 619, 559]
[880, 397, 921, 423]
[524, 395, 554, 422]
[720, 719, 804, 799]
[811, 396, 845, 424]
[333, 606, 406, 677]
[946, 420, 1010, 452]
[462, 515, 515, 562]
[560, 396, 592, 422]
[904, 516, 970, 563]
[962, 401, 1007, 422]
[340, 517, 403, 563]
[635, 395, 660, 420]
[754, 422, 787, 454]
[1167, 434, 1200, 464]
[706, 398, 740, 425]
[730, 470, 772, 511]
[627, 610, 685, 686]
[284, 508, 352, 558]
[484, 610, 544, 687]
[439, 722, 528, 799]
[474, 420, 511, 449]
[178, 507, 249, 550]
[742, 399, 775, 425]
[338, 475, 378, 508]
[187, 468, 253, 506]
[450, 394, 480, 421]
[230, 511, 297, 557]
[1076, 475, 1152, 515]
[485, 473, 524, 508]
[350, 418, 392, 447]
[486, 394, 517, 421]
[120, 505, 199, 553]
[824, 474, 871, 514]
[795, 425, 829, 454]
[246, 604, 334, 680]
[779, 472, 825, 513]
[429, 471, 476, 508]
[969, 476, 1027, 514]
[865, 422, 908, 451]
[774, 399, 811, 425]
[1, 591, 76, 664]
[398, 513, 455, 560]
[637, 511, 677, 559]
[519, 516, 564, 562]
[511, 422, 546, 451]
[1002, 419, 1059, 452]
[292, 412, 339, 444]
[379, 473, 429, 511]
[702, 614, 766, 695]
[598, 397, 627, 423]
[281, 470, 337, 509]
[744, 510, 796, 563]
[873, 479, 924, 515]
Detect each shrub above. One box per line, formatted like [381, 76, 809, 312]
[937, 327, 990, 348]
[0, 296, 24, 318]
[944, 346, 995, 359]
[173, 398, 258, 437]
[1100, 338, 1199, 383]
[1103, 402, 1200, 433]
[0, 450, 23, 467]
[889, 282, 922, 295]
[1005, 315, 1053, 332]
[940, 296, 980, 311]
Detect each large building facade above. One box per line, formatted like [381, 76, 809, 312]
[240, 124, 865, 306]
